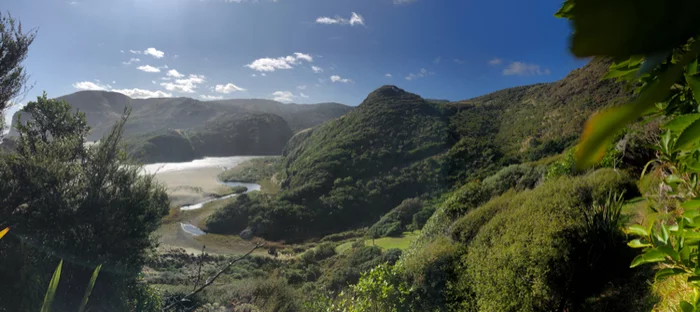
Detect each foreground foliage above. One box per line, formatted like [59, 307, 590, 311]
[0, 94, 169, 311]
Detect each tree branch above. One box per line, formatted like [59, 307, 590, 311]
[163, 243, 264, 311]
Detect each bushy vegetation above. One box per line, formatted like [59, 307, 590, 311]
[459, 170, 636, 311]
[315, 169, 639, 312]
[369, 198, 424, 238]
[0, 94, 170, 311]
[209, 68, 629, 240]
[218, 157, 282, 183]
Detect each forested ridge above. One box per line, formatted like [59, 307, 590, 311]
[7, 0, 700, 310]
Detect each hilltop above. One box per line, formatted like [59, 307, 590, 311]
[206, 58, 630, 240]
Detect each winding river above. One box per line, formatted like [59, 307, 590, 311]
[143, 156, 265, 236]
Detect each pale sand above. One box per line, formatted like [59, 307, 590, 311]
[153, 167, 229, 207]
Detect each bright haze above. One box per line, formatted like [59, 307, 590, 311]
[4, 0, 583, 113]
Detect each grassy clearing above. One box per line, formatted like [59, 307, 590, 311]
[336, 231, 420, 254]
[258, 178, 280, 194]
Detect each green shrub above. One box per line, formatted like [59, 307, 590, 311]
[460, 169, 637, 311]
[314, 243, 336, 261]
[450, 190, 517, 244]
[400, 237, 463, 310]
[481, 164, 545, 197]
[369, 198, 423, 238]
[410, 206, 435, 230]
[380, 248, 403, 265]
[443, 180, 486, 217]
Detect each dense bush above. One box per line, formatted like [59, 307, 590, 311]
[457, 169, 637, 311]
[442, 180, 487, 217]
[218, 157, 282, 183]
[450, 190, 517, 244]
[369, 198, 423, 238]
[481, 164, 545, 196]
[301, 243, 337, 264]
[400, 237, 463, 310]
[0, 95, 170, 311]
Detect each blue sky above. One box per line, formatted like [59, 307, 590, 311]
[5, 0, 585, 114]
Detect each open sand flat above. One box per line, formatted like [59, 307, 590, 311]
[144, 156, 261, 207]
[154, 167, 230, 207]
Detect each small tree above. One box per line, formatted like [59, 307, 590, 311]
[0, 12, 36, 133]
[0, 94, 169, 311]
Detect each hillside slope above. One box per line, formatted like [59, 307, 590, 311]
[211, 99, 353, 132]
[9, 92, 351, 141]
[207, 58, 631, 240]
[124, 112, 293, 163]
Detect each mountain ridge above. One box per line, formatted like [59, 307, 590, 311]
[9, 91, 352, 141]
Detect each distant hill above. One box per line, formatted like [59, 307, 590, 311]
[206, 58, 632, 240]
[210, 99, 353, 132]
[124, 112, 293, 163]
[9, 92, 351, 141]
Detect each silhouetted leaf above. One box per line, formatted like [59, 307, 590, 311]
[40, 260, 63, 312]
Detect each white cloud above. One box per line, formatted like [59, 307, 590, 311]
[294, 52, 313, 62]
[112, 80, 116, 84]
[311, 66, 323, 73]
[454, 58, 465, 65]
[167, 69, 185, 78]
[251, 74, 257, 77]
[315, 12, 365, 26]
[151, 80, 156, 84]
[502, 62, 550, 76]
[488, 58, 502, 65]
[405, 68, 434, 80]
[129, 49, 141, 54]
[214, 83, 247, 93]
[120, 50, 124, 53]
[330, 75, 353, 83]
[261, 73, 266, 76]
[111, 88, 172, 99]
[246, 52, 313, 72]
[121, 57, 140, 65]
[316, 17, 340, 24]
[299, 92, 309, 99]
[137, 65, 160, 73]
[144, 47, 165, 59]
[434, 56, 441, 64]
[200, 95, 224, 100]
[297, 85, 307, 90]
[173, 54, 180, 59]
[72, 81, 108, 91]
[160, 74, 206, 93]
[385, 73, 392, 77]
[272, 91, 295, 102]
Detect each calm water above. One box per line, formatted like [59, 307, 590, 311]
[141, 156, 265, 175]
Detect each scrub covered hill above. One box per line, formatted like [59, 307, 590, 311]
[206, 58, 631, 241]
[123, 112, 294, 163]
[9, 91, 351, 141]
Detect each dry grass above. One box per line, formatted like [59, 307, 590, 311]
[651, 271, 694, 311]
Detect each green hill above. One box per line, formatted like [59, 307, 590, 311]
[9, 92, 351, 141]
[123, 112, 293, 163]
[206, 58, 630, 240]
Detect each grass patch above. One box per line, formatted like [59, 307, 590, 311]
[258, 178, 280, 194]
[651, 271, 694, 311]
[336, 231, 420, 254]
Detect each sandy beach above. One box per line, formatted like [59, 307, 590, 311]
[153, 167, 231, 207]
